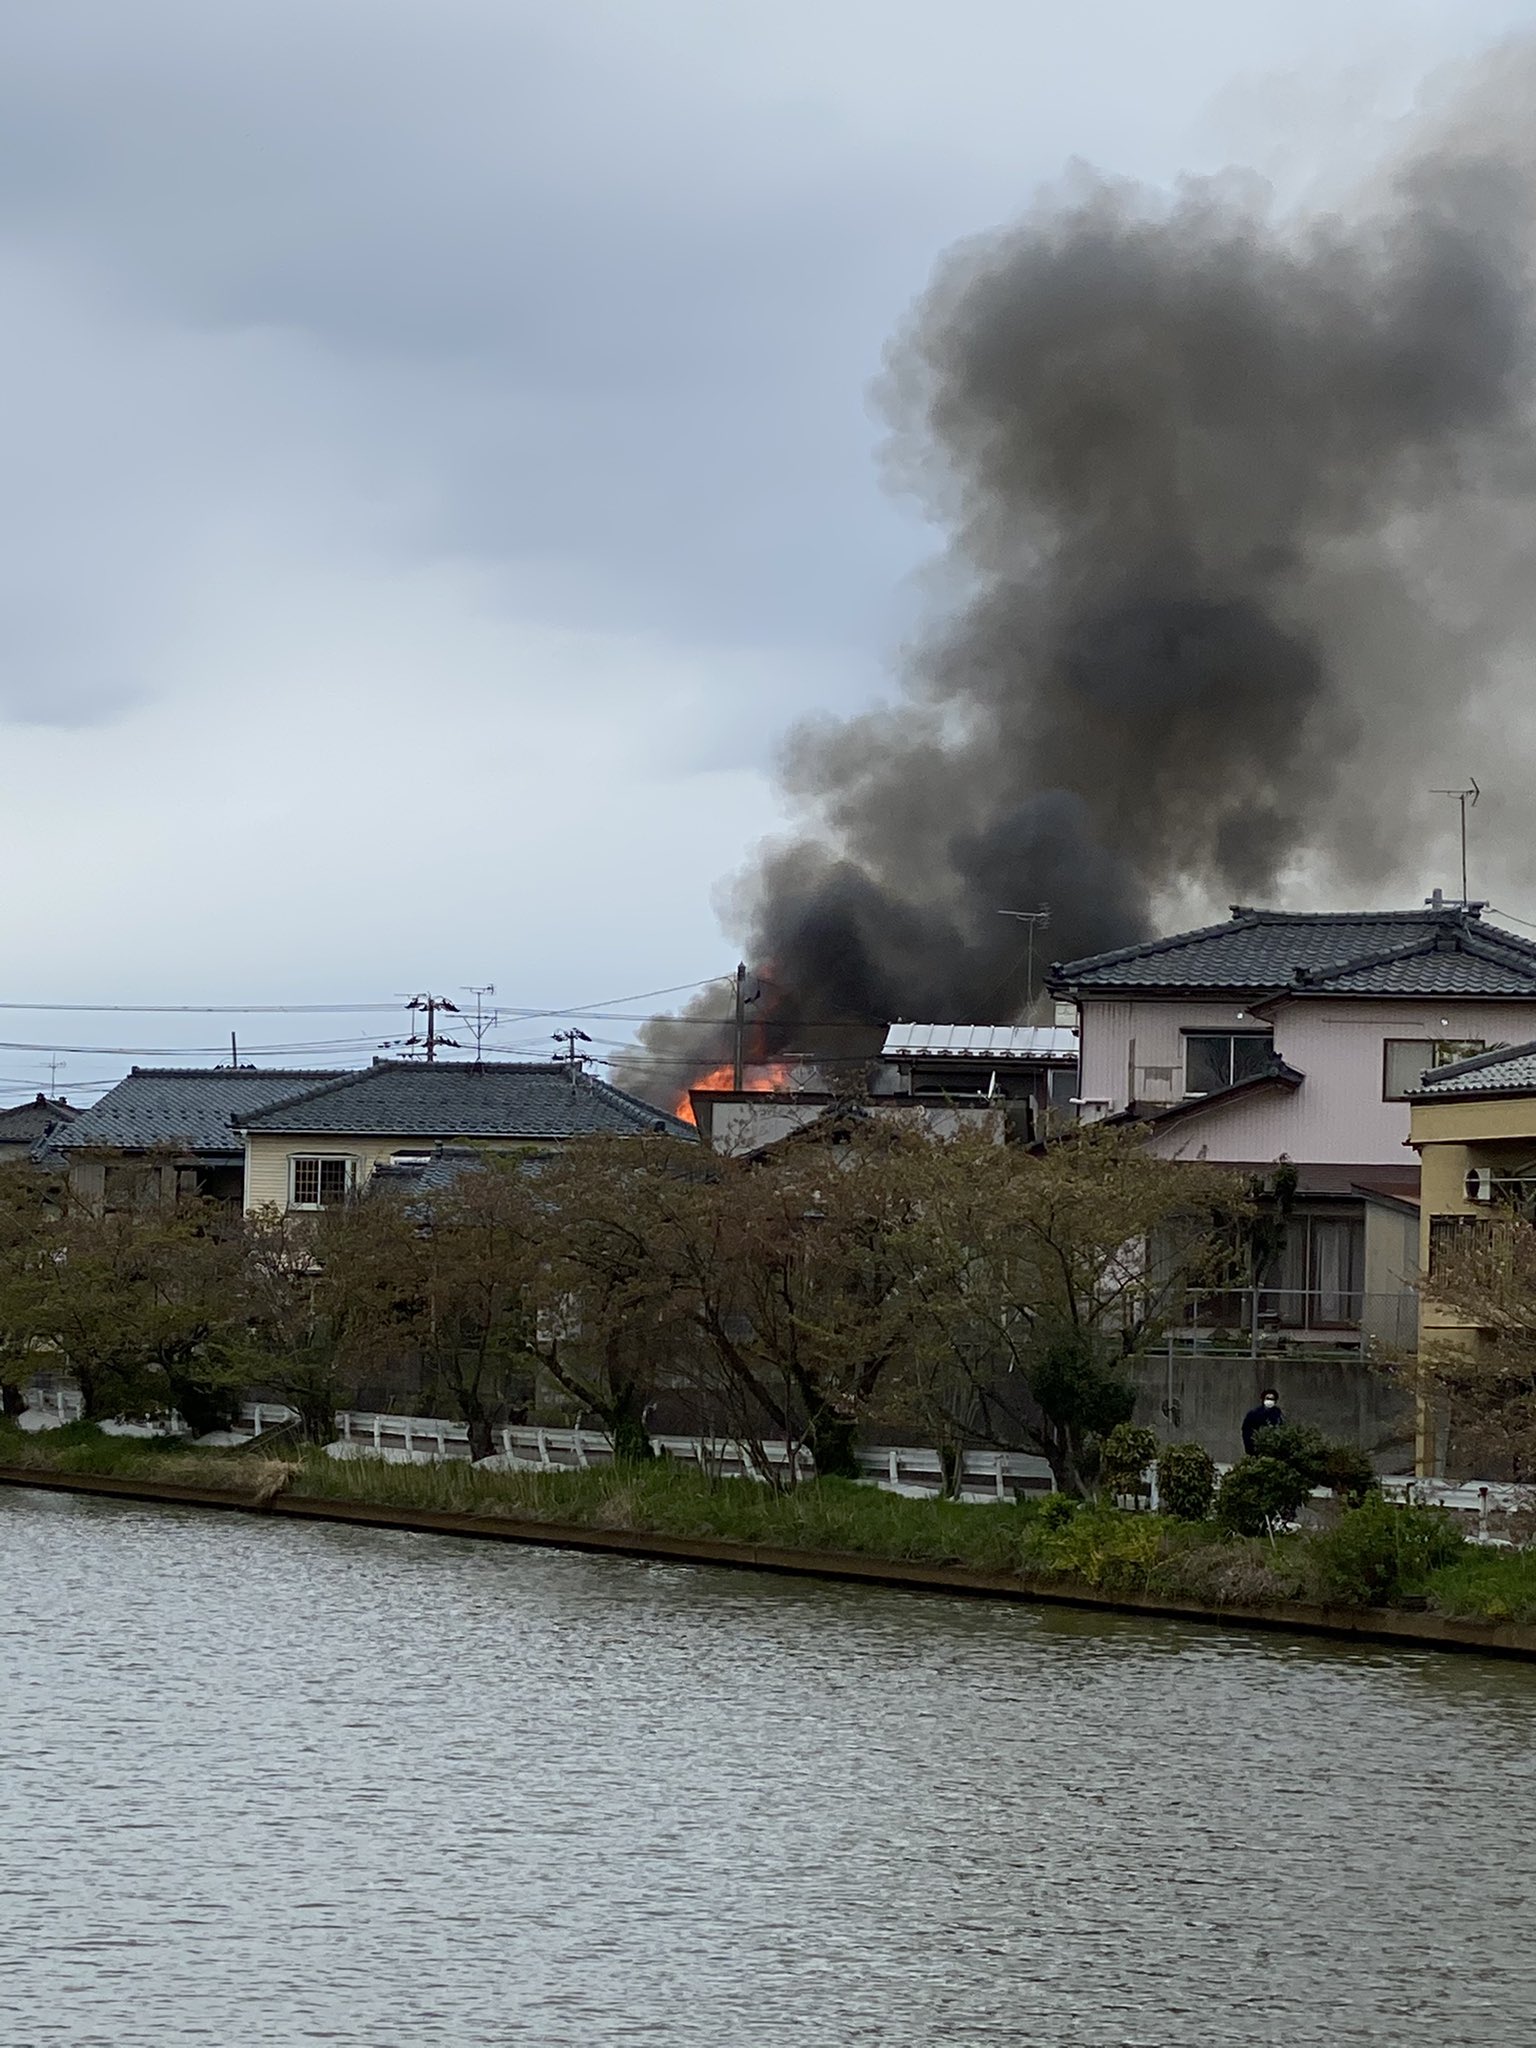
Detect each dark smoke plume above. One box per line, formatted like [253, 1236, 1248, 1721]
[627, 59, 1536, 1108]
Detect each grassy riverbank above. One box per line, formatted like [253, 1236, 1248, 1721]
[5, 1418, 1534, 1627]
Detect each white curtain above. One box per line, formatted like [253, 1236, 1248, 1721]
[1309, 1219, 1363, 1326]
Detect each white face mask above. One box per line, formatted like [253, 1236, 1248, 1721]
[1262, 1397, 1278, 1408]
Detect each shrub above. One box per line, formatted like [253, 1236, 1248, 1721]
[1253, 1424, 1378, 1506]
[1031, 1503, 1167, 1593]
[1311, 1495, 1465, 1607]
[1251, 1423, 1330, 1485]
[1099, 1422, 1157, 1503]
[1319, 1443, 1379, 1507]
[1157, 1441, 1216, 1521]
[1216, 1455, 1313, 1536]
[1033, 1491, 1078, 1530]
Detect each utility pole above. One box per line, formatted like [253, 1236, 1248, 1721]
[464, 984, 497, 1062]
[552, 1027, 591, 1083]
[1430, 780, 1480, 904]
[996, 906, 1051, 1012]
[732, 961, 749, 1090]
[402, 993, 461, 1063]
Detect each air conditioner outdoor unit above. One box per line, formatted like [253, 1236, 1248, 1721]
[1466, 1167, 1494, 1203]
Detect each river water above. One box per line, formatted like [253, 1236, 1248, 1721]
[2, 1490, 1533, 2048]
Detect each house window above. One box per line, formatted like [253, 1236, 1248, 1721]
[1264, 1212, 1365, 1327]
[1183, 1032, 1274, 1096]
[103, 1162, 159, 1212]
[1428, 1213, 1496, 1275]
[290, 1156, 352, 1210]
[1382, 1038, 1486, 1101]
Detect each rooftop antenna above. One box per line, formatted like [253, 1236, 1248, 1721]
[47, 1055, 65, 1095]
[1430, 779, 1480, 905]
[996, 906, 1051, 1011]
[464, 984, 497, 1063]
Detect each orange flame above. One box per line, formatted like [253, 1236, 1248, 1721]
[672, 1062, 797, 1126]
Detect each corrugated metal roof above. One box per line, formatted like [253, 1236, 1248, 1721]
[882, 1024, 1078, 1062]
[1053, 907, 1536, 996]
[1410, 1040, 1536, 1097]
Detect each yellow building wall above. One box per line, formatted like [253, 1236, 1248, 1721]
[243, 1133, 527, 1212]
[1410, 1095, 1536, 1335]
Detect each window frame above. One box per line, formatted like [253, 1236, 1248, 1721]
[1181, 1029, 1275, 1098]
[1428, 1212, 1498, 1276]
[287, 1153, 357, 1212]
[1382, 1037, 1487, 1102]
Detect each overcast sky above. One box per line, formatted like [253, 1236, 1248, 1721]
[2, 0, 1534, 1102]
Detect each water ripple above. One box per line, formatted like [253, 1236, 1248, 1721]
[2, 1488, 1534, 2045]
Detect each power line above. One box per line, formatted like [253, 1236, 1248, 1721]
[0, 973, 731, 1021]
[0, 1000, 401, 1015]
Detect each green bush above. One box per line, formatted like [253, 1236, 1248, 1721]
[1033, 1491, 1078, 1530]
[1157, 1441, 1216, 1521]
[1311, 1495, 1465, 1607]
[1099, 1422, 1157, 1502]
[1250, 1423, 1330, 1485]
[1318, 1443, 1379, 1507]
[1252, 1424, 1378, 1506]
[1216, 1455, 1313, 1536]
[1028, 1503, 1168, 1593]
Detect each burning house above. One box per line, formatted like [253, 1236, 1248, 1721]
[682, 1019, 1077, 1153]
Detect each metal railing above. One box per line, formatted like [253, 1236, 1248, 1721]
[329, 1413, 1056, 1496]
[1174, 1286, 1417, 1355]
[18, 1387, 297, 1439]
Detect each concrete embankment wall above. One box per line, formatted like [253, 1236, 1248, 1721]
[1130, 1355, 1415, 1470]
[3, 1464, 1530, 1662]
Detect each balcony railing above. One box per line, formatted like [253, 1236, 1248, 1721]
[1174, 1286, 1417, 1355]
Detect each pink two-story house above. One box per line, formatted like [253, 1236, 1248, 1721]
[1051, 901, 1536, 1347]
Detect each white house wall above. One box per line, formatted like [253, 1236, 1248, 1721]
[1078, 998, 1272, 1110]
[1131, 998, 1536, 1167]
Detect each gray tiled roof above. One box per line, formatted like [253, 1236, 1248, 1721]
[1053, 907, 1536, 997]
[237, 1061, 696, 1141]
[368, 1146, 491, 1194]
[1410, 1040, 1536, 1098]
[51, 1069, 348, 1157]
[0, 1095, 76, 1144]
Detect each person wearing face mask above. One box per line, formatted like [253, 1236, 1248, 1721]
[1241, 1388, 1285, 1457]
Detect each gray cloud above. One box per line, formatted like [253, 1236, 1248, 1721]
[1, 0, 1533, 1105]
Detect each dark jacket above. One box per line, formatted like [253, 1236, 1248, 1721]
[1242, 1401, 1284, 1457]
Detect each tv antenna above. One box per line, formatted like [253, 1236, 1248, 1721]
[997, 905, 1051, 1010]
[464, 984, 498, 1061]
[1430, 779, 1480, 904]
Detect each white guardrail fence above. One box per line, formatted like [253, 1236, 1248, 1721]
[16, 1384, 1530, 1529]
[332, 1413, 1056, 1500]
[17, 1381, 1054, 1499]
